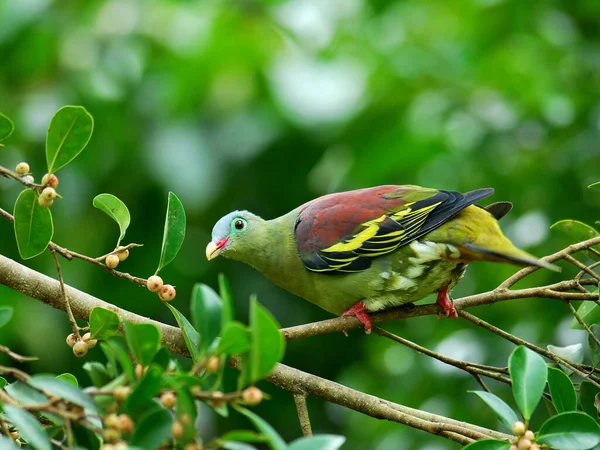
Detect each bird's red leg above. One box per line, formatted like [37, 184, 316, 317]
[342, 301, 372, 334]
[436, 283, 458, 319]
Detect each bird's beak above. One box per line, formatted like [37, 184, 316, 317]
[206, 238, 228, 261]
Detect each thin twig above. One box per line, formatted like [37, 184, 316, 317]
[0, 345, 38, 363]
[293, 394, 313, 437]
[50, 247, 80, 338]
[566, 301, 600, 349]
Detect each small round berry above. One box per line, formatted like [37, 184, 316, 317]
[73, 340, 88, 357]
[171, 420, 184, 439]
[518, 439, 532, 450]
[10, 431, 18, 440]
[82, 332, 98, 349]
[160, 391, 177, 409]
[41, 173, 59, 188]
[512, 421, 526, 436]
[209, 391, 225, 409]
[117, 249, 129, 261]
[41, 187, 57, 201]
[159, 284, 176, 302]
[523, 430, 534, 441]
[510, 446, 518, 450]
[15, 162, 30, 175]
[105, 254, 120, 269]
[100, 445, 116, 450]
[104, 428, 121, 443]
[530, 445, 540, 450]
[146, 275, 164, 292]
[135, 364, 147, 379]
[118, 414, 134, 434]
[22, 175, 34, 184]
[114, 443, 128, 450]
[104, 413, 121, 429]
[205, 356, 220, 374]
[242, 386, 263, 406]
[66, 333, 77, 347]
[38, 192, 54, 208]
[113, 386, 131, 403]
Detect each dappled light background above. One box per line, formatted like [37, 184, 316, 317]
[1, 0, 600, 448]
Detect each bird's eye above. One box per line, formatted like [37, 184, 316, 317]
[231, 218, 247, 233]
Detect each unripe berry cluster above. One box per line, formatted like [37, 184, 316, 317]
[510, 421, 539, 450]
[102, 412, 134, 448]
[146, 275, 176, 302]
[66, 331, 97, 357]
[105, 249, 129, 270]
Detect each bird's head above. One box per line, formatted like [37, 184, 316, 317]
[206, 210, 264, 261]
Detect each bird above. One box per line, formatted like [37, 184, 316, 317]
[206, 185, 558, 332]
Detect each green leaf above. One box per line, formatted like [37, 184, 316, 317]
[5, 382, 48, 405]
[589, 325, 600, 367]
[126, 364, 163, 416]
[83, 362, 111, 387]
[218, 321, 251, 355]
[89, 307, 121, 340]
[3, 404, 51, 450]
[0, 306, 14, 328]
[0, 112, 15, 142]
[192, 283, 223, 352]
[538, 411, 600, 450]
[551, 220, 600, 260]
[56, 373, 78, 387]
[13, 189, 54, 259]
[0, 435, 21, 449]
[288, 435, 346, 450]
[235, 406, 287, 450]
[508, 346, 548, 420]
[92, 194, 131, 245]
[469, 391, 519, 431]
[130, 406, 173, 450]
[248, 297, 285, 383]
[45, 105, 94, 173]
[547, 367, 577, 413]
[124, 322, 161, 366]
[221, 430, 268, 443]
[29, 376, 96, 412]
[157, 192, 186, 273]
[101, 339, 135, 382]
[572, 302, 600, 330]
[462, 440, 511, 450]
[0, 377, 6, 389]
[219, 273, 234, 328]
[165, 303, 200, 362]
[579, 381, 600, 419]
[222, 443, 257, 450]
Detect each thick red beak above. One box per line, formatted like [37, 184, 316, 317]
[206, 238, 229, 260]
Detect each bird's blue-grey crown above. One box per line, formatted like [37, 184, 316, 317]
[211, 210, 252, 241]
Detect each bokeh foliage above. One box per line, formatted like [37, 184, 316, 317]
[1, 0, 600, 448]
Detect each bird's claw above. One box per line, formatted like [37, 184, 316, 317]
[436, 284, 458, 319]
[342, 301, 372, 333]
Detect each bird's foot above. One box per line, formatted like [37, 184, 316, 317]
[436, 284, 458, 319]
[342, 301, 372, 334]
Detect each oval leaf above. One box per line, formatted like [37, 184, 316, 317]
[579, 381, 600, 419]
[0, 112, 15, 142]
[126, 364, 163, 416]
[13, 189, 54, 259]
[29, 375, 96, 412]
[571, 302, 600, 330]
[235, 406, 287, 450]
[589, 325, 600, 367]
[551, 220, 600, 260]
[56, 373, 78, 387]
[46, 105, 94, 173]
[89, 307, 121, 340]
[157, 192, 186, 272]
[165, 303, 200, 362]
[192, 283, 223, 352]
[3, 405, 51, 450]
[547, 367, 577, 413]
[462, 440, 511, 450]
[0, 306, 14, 328]
[509, 346, 548, 420]
[218, 321, 251, 356]
[469, 391, 519, 431]
[219, 273, 234, 328]
[0, 436, 20, 449]
[124, 322, 161, 366]
[538, 411, 600, 450]
[249, 297, 285, 383]
[130, 406, 173, 450]
[92, 194, 130, 245]
[288, 435, 346, 450]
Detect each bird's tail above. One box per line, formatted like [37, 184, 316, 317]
[461, 242, 561, 272]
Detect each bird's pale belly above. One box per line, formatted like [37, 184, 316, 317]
[362, 240, 467, 312]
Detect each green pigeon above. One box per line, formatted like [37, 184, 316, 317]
[206, 185, 557, 331]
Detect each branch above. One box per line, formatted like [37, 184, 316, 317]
[0, 253, 509, 444]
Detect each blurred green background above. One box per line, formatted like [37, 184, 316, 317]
[1, 0, 600, 448]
